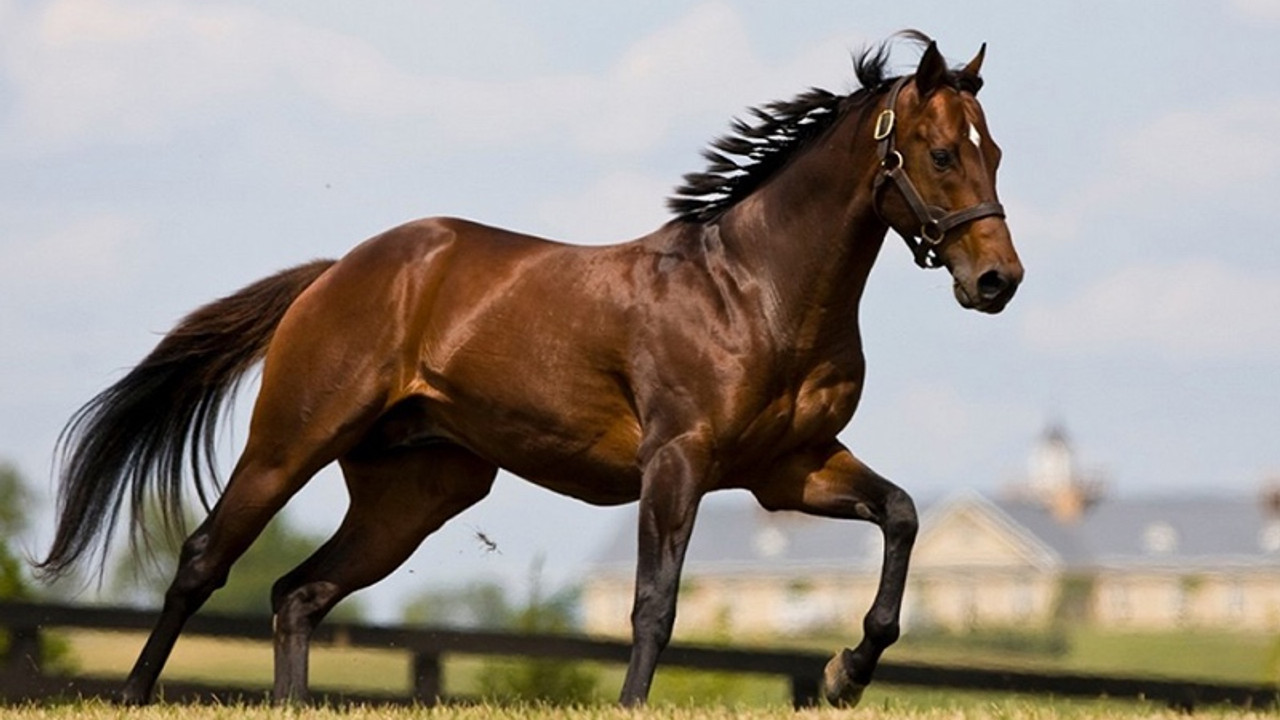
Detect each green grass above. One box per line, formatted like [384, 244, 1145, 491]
[64, 630, 790, 705]
[891, 628, 1279, 685]
[46, 627, 1280, 714]
[751, 627, 1279, 686]
[3, 698, 1277, 720]
[66, 630, 411, 694]
[1062, 629, 1277, 685]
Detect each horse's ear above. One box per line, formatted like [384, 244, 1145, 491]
[914, 41, 947, 98]
[962, 43, 986, 79]
[959, 43, 986, 94]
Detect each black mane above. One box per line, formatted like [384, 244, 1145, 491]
[668, 31, 976, 223]
[665, 87, 853, 223]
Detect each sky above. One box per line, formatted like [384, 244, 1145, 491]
[2, 0, 1278, 621]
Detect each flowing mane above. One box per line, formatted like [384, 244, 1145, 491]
[667, 30, 981, 224]
[666, 87, 853, 223]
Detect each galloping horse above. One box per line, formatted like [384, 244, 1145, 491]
[40, 33, 1021, 707]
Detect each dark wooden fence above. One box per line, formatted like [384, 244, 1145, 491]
[1, 600, 1274, 710]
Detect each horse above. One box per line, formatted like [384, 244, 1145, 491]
[39, 32, 1022, 707]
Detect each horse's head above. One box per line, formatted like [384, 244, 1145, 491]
[873, 40, 1023, 313]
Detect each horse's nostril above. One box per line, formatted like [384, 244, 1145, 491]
[977, 270, 1009, 300]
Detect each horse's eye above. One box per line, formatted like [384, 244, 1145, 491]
[930, 149, 953, 170]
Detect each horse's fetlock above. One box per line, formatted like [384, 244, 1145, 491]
[863, 610, 900, 647]
[630, 604, 676, 649]
[645, 622, 674, 650]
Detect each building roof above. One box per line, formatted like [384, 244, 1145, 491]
[590, 497, 883, 578]
[996, 494, 1280, 570]
[588, 492, 1280, 578]
[914, 489, 1063, 571]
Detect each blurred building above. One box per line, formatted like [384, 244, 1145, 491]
[581, 427, 1280, 637]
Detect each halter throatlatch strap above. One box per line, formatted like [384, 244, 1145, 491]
[873, 77, 1006, 269]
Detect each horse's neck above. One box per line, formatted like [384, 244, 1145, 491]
[716, 145, 888, 347]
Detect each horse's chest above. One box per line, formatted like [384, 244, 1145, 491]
[733, 365, 861, 460]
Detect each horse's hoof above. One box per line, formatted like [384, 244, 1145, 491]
[272, 691, 314, 707]
[823, 652, 867, 708]
[114, 689, 151, 706]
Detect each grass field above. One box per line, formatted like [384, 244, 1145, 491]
[22, 626, 1274, 720]
[3, 699, 1278, 720]
[61, 623, 1280, 692]
[1060, 630, 1277, 684]
[768, 627, 1279, 686]
[62, 630, 793, 705]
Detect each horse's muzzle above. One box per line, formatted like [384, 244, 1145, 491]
[955, 263, 1022, 313]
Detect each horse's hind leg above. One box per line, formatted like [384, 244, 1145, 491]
[117, 449, 339, 704]
[119, 339, 392, 703]
[270, 443, 497, 704]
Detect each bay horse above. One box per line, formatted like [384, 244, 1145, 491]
[39, 32, 1021, 707]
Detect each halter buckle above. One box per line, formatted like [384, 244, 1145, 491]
[921, 219, 945, 246]
[873, 109, 895, 140]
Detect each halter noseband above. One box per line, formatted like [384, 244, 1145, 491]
[873, 77, 1006, 269]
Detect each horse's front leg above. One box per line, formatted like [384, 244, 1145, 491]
[619, 434, 709, 706]
[750, 441, 918, 708]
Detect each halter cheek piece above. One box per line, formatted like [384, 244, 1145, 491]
[872, 77, 1006, 269]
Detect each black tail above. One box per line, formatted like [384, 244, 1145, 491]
[37, 259, 337, 579]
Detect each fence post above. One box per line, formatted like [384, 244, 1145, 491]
[790, 671, 821, 709]
[412, 651, 442, 706]
[3, 624, 41, 679]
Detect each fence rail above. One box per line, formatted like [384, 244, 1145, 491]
[0, 600, 1274, 710]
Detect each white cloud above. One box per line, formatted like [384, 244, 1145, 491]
[573, 2, 765, 154]
[0, 211, 147, 396]
[1, 0, 855, 157]
[844, 380, 1039, 489]
[2, 0, 434, 147]
[1022, 258, 1280, 360]
[533, 172, 674, 244]
[1230, 0, 1280, 22]
[1116, 98, 1280, 193]
[579, 2, 855, 156]
[1002, 96, 1280, 255]
[0, 211, 143, 294]
[998, 198, 1082, 255]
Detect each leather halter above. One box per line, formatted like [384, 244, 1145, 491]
[872, 77, 1006, 269]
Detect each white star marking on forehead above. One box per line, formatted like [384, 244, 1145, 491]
[967, 122, 983, 149]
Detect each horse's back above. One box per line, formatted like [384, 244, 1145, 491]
[257, 216, 647, 502]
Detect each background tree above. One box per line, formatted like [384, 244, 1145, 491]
[0, 461, 34, 600]
[402, 579, 513, 629]
[112, 507, 364, 621]
[0, 460, 74, 671]
[403, 557, 599, 704]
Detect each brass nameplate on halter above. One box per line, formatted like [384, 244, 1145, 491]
[873, 109, 895, 140]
